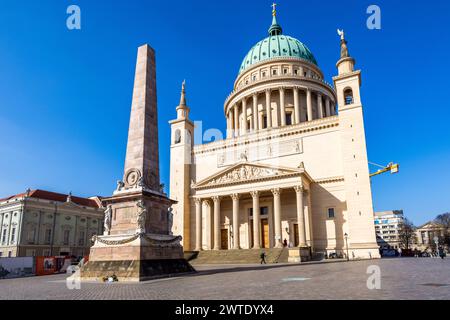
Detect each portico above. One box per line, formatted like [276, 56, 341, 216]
[191, 163, 312, 251]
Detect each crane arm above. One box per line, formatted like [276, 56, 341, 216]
[369, 162, 399, 178]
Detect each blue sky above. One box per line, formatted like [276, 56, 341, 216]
[0, 0, 449, 226]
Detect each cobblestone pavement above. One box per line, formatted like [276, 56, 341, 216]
[1, 258, 450, 300]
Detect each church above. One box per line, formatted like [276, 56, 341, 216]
[169, 5, 380, 260]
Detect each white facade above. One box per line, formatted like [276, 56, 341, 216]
[374, 210, 404, 249]
[169, 11, 380, 260]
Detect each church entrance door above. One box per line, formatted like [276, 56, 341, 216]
[261, 219, 269, 248]
[221, 229, 228, 250]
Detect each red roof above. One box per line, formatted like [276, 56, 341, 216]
[0, 189, 101, 208]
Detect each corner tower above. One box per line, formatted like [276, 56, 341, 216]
[169, 81, 194, 249]
[333, 31, 380, 258]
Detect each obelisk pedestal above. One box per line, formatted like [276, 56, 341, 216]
[80, 44, 194, 282]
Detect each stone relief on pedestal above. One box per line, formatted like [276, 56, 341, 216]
[136, 200, 147, 233]
[103, 205, 112, 236]
[168, 208, 174, 235]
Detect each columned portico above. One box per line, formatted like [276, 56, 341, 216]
[203, 200, 211, 249]
[271, 188, 282, 248]
[212, 196, 221, 250]
[294, 186, 307, 247]
[194, 198, 202, 251]
[250, 191, 261, 249]
[231, 193, 240, 249]
[191, 163, 313, 252]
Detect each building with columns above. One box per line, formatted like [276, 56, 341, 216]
[0, 189, 103, 258]
[170, 6, 380, 260]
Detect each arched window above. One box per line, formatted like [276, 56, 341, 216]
[344, 88, 354, 105]
[174, 129, 181, 144]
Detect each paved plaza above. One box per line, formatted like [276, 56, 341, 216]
[1, 258, 450, 300]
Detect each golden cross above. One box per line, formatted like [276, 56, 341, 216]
[271, 3, 277, 16]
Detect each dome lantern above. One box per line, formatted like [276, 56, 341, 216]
[268, 3, 282, 36]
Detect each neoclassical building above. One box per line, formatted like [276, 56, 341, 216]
[170, 7, 380, 260]
[0, 189, 103, 258]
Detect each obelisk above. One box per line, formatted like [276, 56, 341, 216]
[122, 44, 160, 192]
[80, 44, 194, 282]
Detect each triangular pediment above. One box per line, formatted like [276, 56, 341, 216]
[193, 162, 306, 189]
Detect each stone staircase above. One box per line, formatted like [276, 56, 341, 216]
[187, 248, 289, 265]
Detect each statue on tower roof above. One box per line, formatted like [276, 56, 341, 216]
[337, 29, 349, 59]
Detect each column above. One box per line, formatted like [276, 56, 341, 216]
[194, 198, 202, 251]
[231, 193, 240, 249]
[242, 99, 248, 134]
[226, 111, 231, 138]
[306, 89, 313, 121]
[317, 93, 323, 119]
[271, 188, 282, 248]
[325, 97, 330, 117]
[279, 88, 286, 126]
[233, 104, 239, 137]
[203, 200, 211, 249]
[293, 87, 300, 124]
[212, 196, 221, 250]
[252, 94, 259, 131]
[250, 191, 261, 249]
[265, 89, 272, 129]
[294, 186, 307, 247]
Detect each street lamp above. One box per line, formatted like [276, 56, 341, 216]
[344, 233, 349, 261]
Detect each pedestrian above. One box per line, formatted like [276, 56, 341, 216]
[438, 247, 445, 260]
[260, 251, 267, 264]
[283, 239, 288, 247]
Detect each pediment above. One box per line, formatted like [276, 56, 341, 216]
[193, 162, 306, 190]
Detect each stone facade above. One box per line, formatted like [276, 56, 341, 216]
[170, 10, 380, 260]
[0, 189, 103, 258]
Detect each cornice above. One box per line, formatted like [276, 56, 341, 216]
[314, 176, 345, 184]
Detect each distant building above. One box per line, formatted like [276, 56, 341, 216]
[0, 189, 104, 258]
[415, 221, 447, 250]
[374, 211, 404, 249]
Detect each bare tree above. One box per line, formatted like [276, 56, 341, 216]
[398, 218, 416, 250]
[435, 212, 450, 246]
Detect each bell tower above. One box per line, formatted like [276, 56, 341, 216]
[333, 30, 380, 259]
[169, 81, 194, 250]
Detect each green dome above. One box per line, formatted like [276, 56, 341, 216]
[239, 14, 318, 74]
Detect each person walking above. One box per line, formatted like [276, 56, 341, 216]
[260, 251, 267, 264]
[438, 247, 446, 259]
